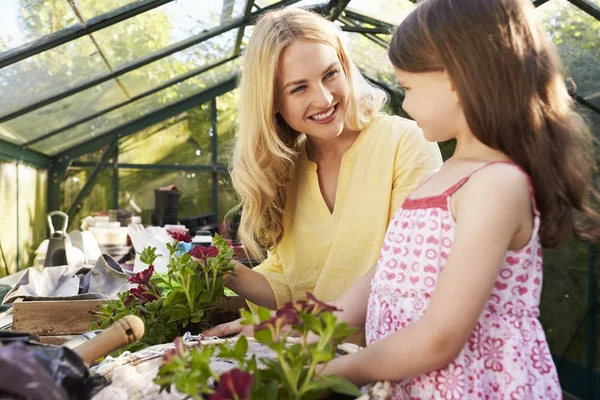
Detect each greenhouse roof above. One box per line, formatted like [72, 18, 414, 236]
[0, 0, 598, 168]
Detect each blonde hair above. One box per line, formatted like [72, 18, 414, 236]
[230, 7, 387, 259]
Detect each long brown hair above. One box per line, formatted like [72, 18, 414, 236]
[389, 0, 599, 248]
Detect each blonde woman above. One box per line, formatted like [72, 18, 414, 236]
[205, 8, 442, 336]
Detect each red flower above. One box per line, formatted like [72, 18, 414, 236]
[305, 292, 340, 315]
[255, 305, 301, 333]
[168, 231, 192, 243]
[188, 245, 219, 260]
[129, 286, 158, 303]
[162, 337, 186, 364]
[209, 369, 253, 400]
[129, 265, 154, 286]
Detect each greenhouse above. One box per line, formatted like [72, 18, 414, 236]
[0, 0, 599, 398]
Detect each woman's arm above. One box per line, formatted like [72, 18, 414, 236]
[333, 264, 377, 329]
[321, 165, 532, 385]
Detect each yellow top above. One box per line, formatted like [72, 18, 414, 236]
[254, 113, 443, 308]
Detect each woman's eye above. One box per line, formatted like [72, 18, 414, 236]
[325, 69, 339, 79]
[291, 85, 306, 94]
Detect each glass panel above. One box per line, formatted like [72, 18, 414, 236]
[17, 163, 47, 269]
[217, 89, 239, 164]
[344, 32, 398, 88]
[217, 172, 238, 223]
[92, 0, 245, 67]
[0, 162, 18, 276]
[4, 80, 128, 143]
[62, 167, 114, 231]
[118, 169, 213, 223]
[345, 0, 415, 26]
[30, 58, 242, 155]
[537, 0, 600, 100]
[0, 122, 26, 144]
[118, 103, 213, 166]
[118, 29, 238, 97]
[0, 0, 77, 52]
[76, 0, 139, 20]
[0, 35, 108, 118]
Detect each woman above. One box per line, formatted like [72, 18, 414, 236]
[205, 7, 442, 336]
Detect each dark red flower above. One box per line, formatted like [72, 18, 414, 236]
[168, 231, 192, 243]
[162, 337, 186, 364]
[305, 292, 341, 315]
[255, 306, 301, 334]
[209, 369, 253, 400]
[124, 294, 134, 307]
[129, 265, 154, 286]
[129, 286, 158, 303]
[188, 245, 219, 260]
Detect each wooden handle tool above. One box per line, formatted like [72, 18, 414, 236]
[73, 315, 145, 364]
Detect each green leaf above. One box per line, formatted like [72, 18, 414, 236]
[304, 375, 362, 398]
[234, 335, 248, 360]
[257, 306, 272, 322]
[253, 327, 274, 344]
[168, 304, 191, 323]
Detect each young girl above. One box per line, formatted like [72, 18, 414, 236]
[321, 0, 599, 397]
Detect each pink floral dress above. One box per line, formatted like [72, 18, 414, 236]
[365, 162, 562, 399]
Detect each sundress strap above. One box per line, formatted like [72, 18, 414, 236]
[443, 161, 540, 216]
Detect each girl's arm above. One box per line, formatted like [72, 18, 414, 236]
[322, 165, 532, 385]
[223, 260, 277, 309]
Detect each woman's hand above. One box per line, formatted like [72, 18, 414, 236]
[201, 317, 255, 337]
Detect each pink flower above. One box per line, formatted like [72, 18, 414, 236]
[435, 363, 465, 400]
[530, 340, 553, 374]
[129, 265, 154, 286]
[210, 369, 253, 400]
[481, 337, 504, 372]
[188, 245, 219, 260]
[168, 231, 192, 243]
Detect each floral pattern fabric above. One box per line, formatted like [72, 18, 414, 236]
[365, 163, 561, 399]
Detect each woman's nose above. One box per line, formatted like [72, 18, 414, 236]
[311, 83, 334, 108]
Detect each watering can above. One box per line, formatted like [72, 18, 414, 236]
[44, 211, 70, 268]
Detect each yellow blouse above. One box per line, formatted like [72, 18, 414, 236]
[254, 113, 443, 308]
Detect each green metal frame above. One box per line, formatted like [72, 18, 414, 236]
[0, 138, 52, 168]
[567, 0, 600, 20]
[0, 0, 176, 69]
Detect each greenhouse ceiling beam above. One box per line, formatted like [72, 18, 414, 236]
[0, 0, 301, 124]
[0, 138, 52, 168]
[340, 26, 391, 34]
[70, 162, 228, 172]
[56, 77, 238, 161]
[233, 0, 255, 56]
[532, 0, 550, 7]
[0, 0, 175, 69]
[575, 95, 600, 116]
[328, 0, 352, 21]
[567, 0, 600, 20]
[342, 10, 395, 31]
[23, 54, 240, 148]
[339, 16, 389, 48]
[66, 137, 118, 222]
